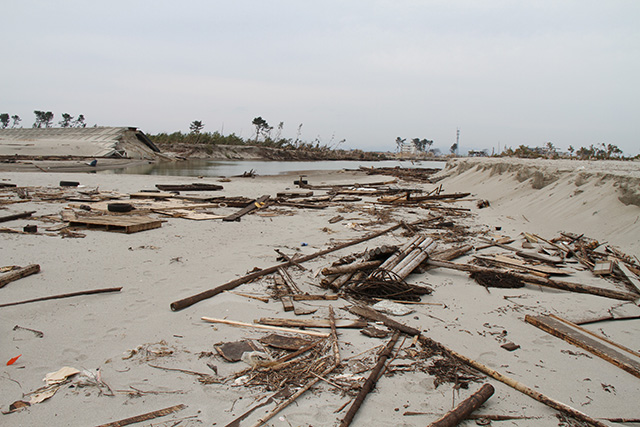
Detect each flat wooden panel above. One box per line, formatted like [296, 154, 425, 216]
[525, 314, 640, 379]
[69, 215, 162, 233]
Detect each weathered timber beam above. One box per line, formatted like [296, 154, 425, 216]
[427, 259, 639, 301]
[170, 222, 407, 311]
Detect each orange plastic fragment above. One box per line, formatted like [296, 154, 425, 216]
[6, 354, 22, 365]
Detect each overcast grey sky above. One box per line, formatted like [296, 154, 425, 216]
[3, 1, 639, 155]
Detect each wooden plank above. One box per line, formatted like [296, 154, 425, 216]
[475, 254, 568, 276]
[129, 192, 175, 199]
[525, 314, 640, 379]
[155, 183, 223, 191]
[95, 404, 186, 427]
[276, 191, 313, 198]
[222, 195, 270, 222]
[0, 264, 40, 289]
[617, 261, 640, 295]
[0, 210, 36, 223]
[280, 296, 295, 312]
[257, 317, 367, 329]
[593, 261, 613, 275]
[69, 215, 162, 233]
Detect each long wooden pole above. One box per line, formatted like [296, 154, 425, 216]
[428, 383, 495, 427]
[339, 331, 400, 427]
[427, 259, 638, 301]
[170, 222, 406, 311]
[349, 305, 611, 427]
[0, 287, 122, 308]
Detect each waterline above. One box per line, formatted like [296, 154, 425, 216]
[101, 159, 445, 178]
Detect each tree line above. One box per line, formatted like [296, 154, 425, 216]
[150, 117, 347, 152]
[0, 111, 87, 129]
[501, 141, 628, 160]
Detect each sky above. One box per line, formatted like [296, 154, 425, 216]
[2, 1, 639, 155]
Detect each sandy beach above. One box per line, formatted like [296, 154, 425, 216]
[1, 158, 639, 427]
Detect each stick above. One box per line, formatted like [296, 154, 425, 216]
[95, 404, 186, 427]
[0, 287, 122, 308]
[171, 221, 407, 311]
[0, 264, 40, 289]
[250, 306, 341, 427]
[427, 259, 639, 301]
[339, 331, 400, 426]
[201, 317, 330, 337]
[427, 383, 495, 427]
[348, 304, 612, 427]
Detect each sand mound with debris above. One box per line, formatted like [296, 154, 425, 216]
[436, 158, 640, 254]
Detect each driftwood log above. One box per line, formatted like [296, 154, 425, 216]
[339, 331, 400, 427]
[0, 264, 40, 289]
[427, 383, 495, 427]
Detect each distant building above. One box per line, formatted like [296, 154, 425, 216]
[468, 150, 488, 157]
[0, 127, 161, 159]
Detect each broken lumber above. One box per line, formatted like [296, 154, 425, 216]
[0, 264, 40, 289]
[339, 331, 400, 427]
[427, 259, 639, 301]
[616, 261, 640, 295]
[0, 287, 122, 308]
[428, 383, 495, 427]
[155, 183, 223, 191]
[349, 304, 611, 427]
[95, 404, 187, 427]
[525, 314, 640, 379]
[171, 221, 407, 311]
[201, 317, 330, 337]
[257, 317, 367, 329]
[222, 195, 270, 222]
[0, 210, 36, 224]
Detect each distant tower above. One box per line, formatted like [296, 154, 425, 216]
[456, 128, 460, 155]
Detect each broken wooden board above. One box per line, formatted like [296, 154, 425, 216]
[129, 192, 175, 199]
[215, 340, 260, 362]
[69, 215, 162, 233]
[223, 195, 270, 222]
[525, 314, 640, 379]
[593, 260, 614, 275]
[153, 209, 226, 221]
[155, 183, 223, 191]
[257, 317, 367, 329]
[276, 190, 314, 198]
[616, 261, 640, 295]
[259, 334, 313, 351]
[280, 296, 295, 312]
[475, 254, 569, 276]
[0, 210, 36, 224]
